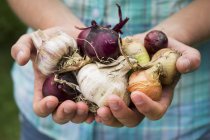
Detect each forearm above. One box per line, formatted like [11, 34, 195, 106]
[7, 0, 84, 38]
[153, 0, 210, 45]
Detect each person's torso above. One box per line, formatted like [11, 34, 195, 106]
[12, 0, 210, 140]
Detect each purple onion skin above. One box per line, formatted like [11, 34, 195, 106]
[57, 72, 79, 95]
[76, 4, 129, 63]
[42, 73, 79, 102]
[144, 30, 168, 55]
[77, 28, 91, 56]
[84, 27, 120, 62]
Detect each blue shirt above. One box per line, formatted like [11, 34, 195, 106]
[12, 0, 210, 139]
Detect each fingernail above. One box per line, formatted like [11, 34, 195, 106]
[64, 107, 71, 114]
[95, 116, 102, 123]
[98, 113, 110, 121]
[131, 92, 144, 105]
[181, 58, 191, 73]
[86, 118, 94, 124]
[17, 50, 24, 63]
[46, 101, 55, 110]
[109, 101, 120, 111]
[101, 117, 110, 121]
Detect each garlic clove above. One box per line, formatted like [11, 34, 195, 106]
[31, 29, 49, 49]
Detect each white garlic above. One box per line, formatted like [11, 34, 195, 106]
[77, 56, 136, 108]
[31, 30, 78, 75]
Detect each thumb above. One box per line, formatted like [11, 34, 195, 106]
[169, 37, 201, 73]
[11, 34, 35, 65]
[176, 47, 201, 73]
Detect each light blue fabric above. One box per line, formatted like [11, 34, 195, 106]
[12, 0, 210, 140]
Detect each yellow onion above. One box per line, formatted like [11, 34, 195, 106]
[128, 64, 162, 101]
[150, 48, 180, 85]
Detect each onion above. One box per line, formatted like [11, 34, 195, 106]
[144, 30, 168, 55]
[76, 4, 129, 63]
[77, 28, 91, 56]
[150, 48, 180, 85]
[128, 47, 181, 101]
[128, 64, 162, 101]
[122, 37, 150, 66]
[42, 72, 80, 103]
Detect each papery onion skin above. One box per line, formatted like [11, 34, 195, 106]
[77, 28, 91, 56]
[31, 30, 78, 75]
[122, 37, 150, 65]
[84, 27, 120, 62]
[150, 48, 180, 85]
[128, 65, 162, 101]
[56, 72, 80, 96]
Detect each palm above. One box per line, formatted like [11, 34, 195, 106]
[96, 34, 200, 127]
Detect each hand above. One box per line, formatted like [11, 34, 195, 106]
[96, 35, 201, 127]
[11, 27, 94, 124]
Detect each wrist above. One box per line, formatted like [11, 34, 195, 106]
[59, 25, 83, 39]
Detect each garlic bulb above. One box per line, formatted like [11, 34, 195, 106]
[77, 56, 136, 108]
[31, 30, 78, 75]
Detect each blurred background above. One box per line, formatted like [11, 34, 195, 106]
[0, 0, 26, 139]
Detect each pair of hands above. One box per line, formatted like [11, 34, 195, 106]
[11, 27, 200, 127]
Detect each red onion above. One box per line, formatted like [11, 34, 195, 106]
[76, 4, 129, 63]
[144, 30, 168, 55]
[42, 72, 80, 102]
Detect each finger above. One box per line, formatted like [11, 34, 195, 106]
[132, 34, 145, 43]
[71, 102, 89, 123]
[52, 100, 77, 124]
[97, 107, 123, 127]
[108, 95, 144, 127]
[11, 34, 35, 65]
[168, 38, 201, 73]
[131, 89, 173, 120]
[85, 113, 95, 124]
[95, 115, 102, 123]
[11, 27, 62, 66]
[33, 64, 59, 117]
[33, 95, 59, 117]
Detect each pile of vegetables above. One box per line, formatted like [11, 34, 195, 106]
[31, 4, 180, 112]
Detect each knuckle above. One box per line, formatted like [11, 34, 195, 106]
[11, 44, 19, 59]
[189, 48, 201, 70]
[52, 114, 67, 124]
[105, 121, 123, 127]
[193, 52, 201, 70]
[138, 105, 150, 115]
[148, 107, 166, 120]
[149, 112, 164, 120]
[33, 103, 48, 117]
[71, 118, 85, 124]
[126, 121, 140, 128]
[19, 34, 29, 40]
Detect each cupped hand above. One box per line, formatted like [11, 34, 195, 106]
[96, 34, 201, 127]
[11, 27, 94, 124]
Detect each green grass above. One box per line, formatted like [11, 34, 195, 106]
[0, 1, 27, 139]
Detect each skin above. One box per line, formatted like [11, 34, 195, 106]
[8, 0, 209, 127]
